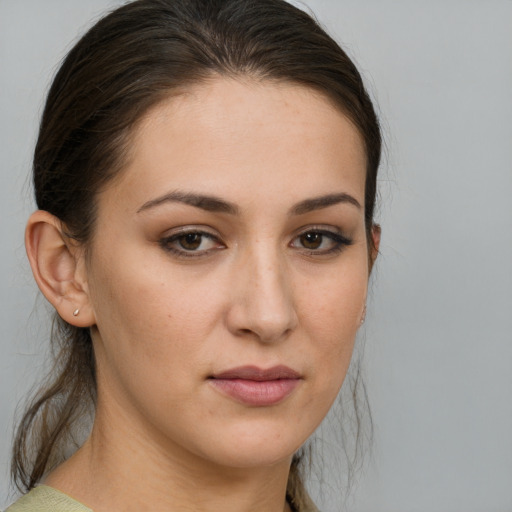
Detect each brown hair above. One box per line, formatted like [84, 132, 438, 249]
[12, 0, 381, 504]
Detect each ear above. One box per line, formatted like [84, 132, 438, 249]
[25, 210, 95, 327]
[368, 223, 381, 274]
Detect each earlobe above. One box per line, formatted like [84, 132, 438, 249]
[25, 210, 95, 327]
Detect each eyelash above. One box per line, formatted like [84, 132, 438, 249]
[158, 227, 353, 259]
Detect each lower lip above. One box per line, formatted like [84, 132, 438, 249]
[209, 378, 300, 406]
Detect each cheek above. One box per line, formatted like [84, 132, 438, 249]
[87, 248, 227, 383]
[88, 265, 216, 422]
[298, 264, 367, 339]
[296, 260, 368, 388]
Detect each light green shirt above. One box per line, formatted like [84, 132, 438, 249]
[5, 485, 92, 512]
[5, 484, 319, 512]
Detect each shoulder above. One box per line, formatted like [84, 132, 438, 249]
[5, 485, 92, 512]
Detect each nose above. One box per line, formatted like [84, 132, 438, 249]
[225, 245, 298, 343]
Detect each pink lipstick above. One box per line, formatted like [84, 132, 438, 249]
[209, 365, 301, 406]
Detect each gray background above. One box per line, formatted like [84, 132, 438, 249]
[1, 1, 511, 510]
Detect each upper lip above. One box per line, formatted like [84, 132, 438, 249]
[210, 365, 301, 381]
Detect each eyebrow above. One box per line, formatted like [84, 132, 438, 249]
[290, 193, 361, 215]
[137, 191, 239, 215]
[137, 190, 361, 215]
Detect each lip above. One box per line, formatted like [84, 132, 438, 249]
[208, 365, 302, 407]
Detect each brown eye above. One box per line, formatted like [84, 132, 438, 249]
[178, 233, 202, 250]
[290, 228, 353, 256]
[159, 229, 224, 257]
[300, 232, 323, 249]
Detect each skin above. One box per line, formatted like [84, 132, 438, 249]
[27, 77, 378, 512]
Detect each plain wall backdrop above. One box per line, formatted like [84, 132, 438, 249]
[1, 1, 511, 511]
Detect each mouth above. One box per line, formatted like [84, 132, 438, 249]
[208, 365, 302, 407]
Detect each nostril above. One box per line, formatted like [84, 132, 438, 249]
[237, 329, 259, 338]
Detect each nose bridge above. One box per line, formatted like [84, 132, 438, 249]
[229, 237, 298, 342]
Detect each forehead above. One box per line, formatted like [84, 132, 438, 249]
[102, 77, 367, 212]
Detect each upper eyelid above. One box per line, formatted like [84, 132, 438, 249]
[160, 225, 347, 239]
[162, 231, 222, 246]
[292, 229, 350, 242]
[159, 224, 350, 242]
[292, 225, 346, 237]
[290, 226, 353, 248]
[162, 226, 221, 238]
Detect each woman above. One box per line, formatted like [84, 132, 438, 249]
[7, 0, 381, 510]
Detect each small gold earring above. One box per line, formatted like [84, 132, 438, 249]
[73, 308, 80, 317]
[360, 304, 367, 325]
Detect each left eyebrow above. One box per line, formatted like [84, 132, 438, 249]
[290, 193, 361, 215]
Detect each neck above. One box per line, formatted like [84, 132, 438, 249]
[45, 401, 294, 512]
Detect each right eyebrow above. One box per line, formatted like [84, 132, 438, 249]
[136, 190, 240, 215]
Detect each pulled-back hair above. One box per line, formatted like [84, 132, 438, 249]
[12, 0, 381, 506]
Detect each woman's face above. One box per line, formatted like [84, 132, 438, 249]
[84, 78, 370, 469]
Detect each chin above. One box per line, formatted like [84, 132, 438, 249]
[188, 417, 314, 470]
